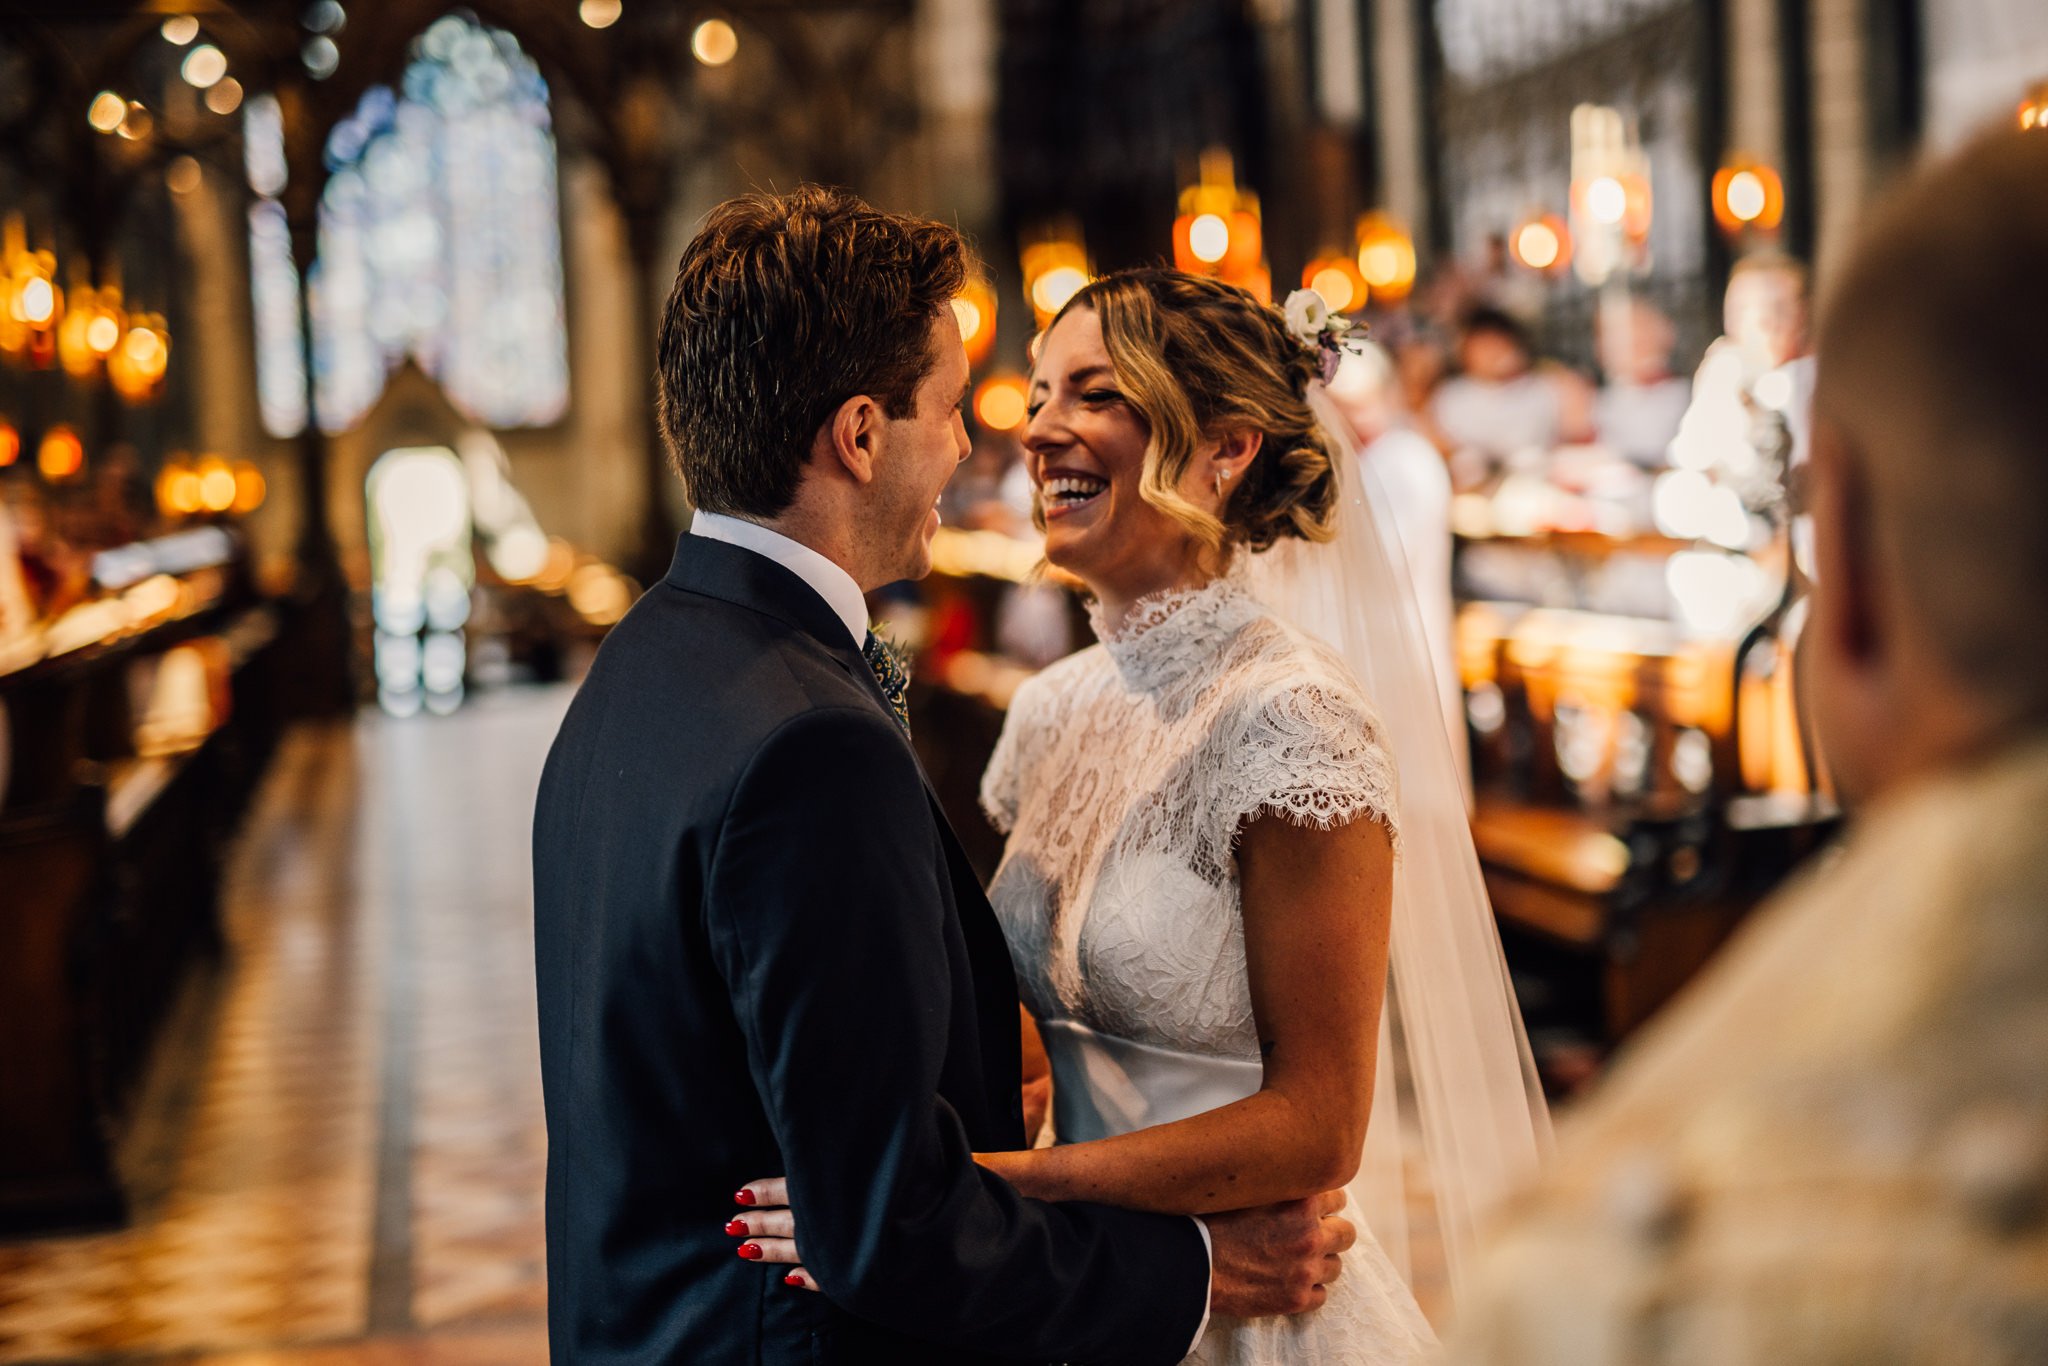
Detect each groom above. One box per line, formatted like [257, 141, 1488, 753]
[533, 186, 1353, 1364]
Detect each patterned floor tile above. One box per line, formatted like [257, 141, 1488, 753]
[0, 690, 568, 1363]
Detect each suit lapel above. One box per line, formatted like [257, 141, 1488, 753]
[671, 534, 1020, 1113]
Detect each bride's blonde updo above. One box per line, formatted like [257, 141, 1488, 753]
[1052, 269, 1340, 553]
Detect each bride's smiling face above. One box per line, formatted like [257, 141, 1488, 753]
[1024, 308, 1218, 597]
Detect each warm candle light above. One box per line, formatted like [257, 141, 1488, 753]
[974, 374, 1030, 432]
[1187, 214, 1230, 265]
[180, 44, 228, 90]
[38, 425, 84, 481]
[17, 276, 56, 326]
[198, 458, 238, 513]
[1030, 266, 1086, 317]
[1511, 214, 1571, 273]
[1712, 157, 1785, 234]
[87, 314, 121, 355]
[692, 19, 739, 66]
[1354, 213, 1418, 300]
[1586, 176, 1627, 226]
[232, 462, 268, 514]
[88, 91, 127, 132]
[1172, 150, 1266, 295]
[953, 274, 998, 366]
[1302, 253, 1367, 313]
[205, 77, 243, 116]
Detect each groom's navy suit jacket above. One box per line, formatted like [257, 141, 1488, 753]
[534, 534, 1209, 1365]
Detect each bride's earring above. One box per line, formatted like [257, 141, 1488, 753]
[1215, 468, 1231, 499]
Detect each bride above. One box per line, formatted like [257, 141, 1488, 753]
[748, 269, 1549, 1362]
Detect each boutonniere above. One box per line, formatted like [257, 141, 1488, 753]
[866, 626, 915, 679]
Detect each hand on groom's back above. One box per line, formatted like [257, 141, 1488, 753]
[1206, 1190, 1356, 1317]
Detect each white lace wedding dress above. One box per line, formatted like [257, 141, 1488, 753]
[981, 570, 1438, 1366]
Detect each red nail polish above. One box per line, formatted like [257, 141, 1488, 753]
[784, 1273, 804, 1287]
[734, 1189, 757, 1206]
[737, 1243, 763, 1261]
[724, 1219, 749, 1237]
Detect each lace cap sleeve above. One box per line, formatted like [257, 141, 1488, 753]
[1222, 649, 1401, 850]
[979, 674, 1040, 835]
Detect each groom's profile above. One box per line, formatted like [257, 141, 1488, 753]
[533, 186, 1349, 1364]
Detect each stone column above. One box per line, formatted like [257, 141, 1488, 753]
[1372, 0, 1432, 248]
[1808, 0, 1871, 284]
[274, 84, 355, 717]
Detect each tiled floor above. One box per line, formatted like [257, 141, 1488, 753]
[0, 688, 567, 1364]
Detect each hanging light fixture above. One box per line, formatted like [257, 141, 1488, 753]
[180, 43, 228, 90]
[1568, 103, 1651, 286]
[1301, 252, 1368, 313]
[1354, 212, 1417, 302]
[231, 460, 267, 514]
[1, 217, 62, 367]
[158, 457, 205, 517]
[108, 314, 171, 401]
[973, 374, 1030, 433]
[59, 280, 127, 378]
[2019, 80, 2048, 131]
[1021, 230, 1091, 329]
[197, 456, 239, 513]
[692, 18, 739, 66]
[87, 91, 127, 133]
[1172, 148, 1268, 299]
[1712, 156, 1786, 234]
[38, 424, 85, 481]
[953, 274, 999, 368]
[1510, 212, 1572, 274]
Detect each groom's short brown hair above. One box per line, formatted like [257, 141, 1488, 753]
[657, 186, 967, 519]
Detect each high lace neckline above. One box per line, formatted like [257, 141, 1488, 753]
[1088, 568, 1265, 693]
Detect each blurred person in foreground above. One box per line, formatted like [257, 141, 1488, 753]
[533, 188, 1349, 1365]
[1450, 127, 2048, 1366]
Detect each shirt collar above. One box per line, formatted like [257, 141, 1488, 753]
[689, 511, 868, 650]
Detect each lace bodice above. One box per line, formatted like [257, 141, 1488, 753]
[980, 571, 1399, 1061]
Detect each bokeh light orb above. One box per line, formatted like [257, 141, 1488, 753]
[692, 19, 738, 66]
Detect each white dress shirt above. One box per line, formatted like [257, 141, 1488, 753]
[691, 508, 1215, 1349]
[689, 511, 869, 650]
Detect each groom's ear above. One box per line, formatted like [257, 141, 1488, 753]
[817, 393, 882, 485]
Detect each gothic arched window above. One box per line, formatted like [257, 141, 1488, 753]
[248, 14, 569, 436]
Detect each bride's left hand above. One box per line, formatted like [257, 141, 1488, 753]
[732, 1178, 820, 1292]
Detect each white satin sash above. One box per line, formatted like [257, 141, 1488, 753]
[1038, 1017, 1264, 1143]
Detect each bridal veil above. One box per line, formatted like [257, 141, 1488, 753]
[1244, 388, 1552, 1311]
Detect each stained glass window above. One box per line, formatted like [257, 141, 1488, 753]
[246, 15, 568, 437]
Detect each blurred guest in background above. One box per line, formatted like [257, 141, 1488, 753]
[1429, 307, 1564, 484]
[1326, 342, 1464, 777]
[1451, 127, 2048, 1366]
[1392, 331, 1453, 448]
[1592, 296, 1691, 466]
[1668, 252, 1811, 484]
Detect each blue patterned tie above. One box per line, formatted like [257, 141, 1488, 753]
[862, 632, 912, 739]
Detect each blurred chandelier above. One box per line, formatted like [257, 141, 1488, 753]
[1172, 148, 1269, 301]
[2, 215, 170, 401]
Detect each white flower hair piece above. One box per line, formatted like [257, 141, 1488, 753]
[1281, 287, 1368, 385]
